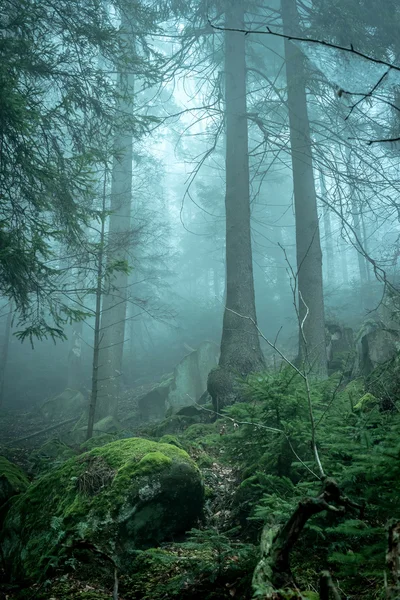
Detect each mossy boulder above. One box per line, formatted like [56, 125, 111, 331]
[1, 438, 204, 583]
[40, 388, 87, 421]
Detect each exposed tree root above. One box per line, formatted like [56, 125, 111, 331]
[252, 478, 361, 598]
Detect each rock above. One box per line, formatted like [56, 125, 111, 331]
[1, 438, 204, 582]
[40, 388, 87, 421]
[166, 341, 219, 413]
[66, 415, 122, 445]
[359, 328, 400, 376]
[137, 378, 172, 424]
[137, 341, 219, 424]
[326, 323, 354, 374]
[158, 435, 183, 449]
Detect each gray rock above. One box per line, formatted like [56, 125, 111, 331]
[40, 388, 87, 421]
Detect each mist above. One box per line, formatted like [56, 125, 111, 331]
[1, 1, 400, 598]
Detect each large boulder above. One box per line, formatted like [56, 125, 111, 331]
[1, 438, 204, 582]
[136, 342, 219, 424]
[137, 377, 173, 424]
[358, 328, 400, 376]
[166, 341, 219, 413]
[40, 388, 87, 421]
[326, 323, 354, 374]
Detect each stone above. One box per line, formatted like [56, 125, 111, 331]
[136, 341, 219, 424]
[136, 378, 172, 424]
[326, 323, 354, 374]
[40, 388, 87, 421]
[1, 438, 204, 583]
[359, 328, 400, 376]
[66, 415, 122, 445]
[166, 341, 219, 413]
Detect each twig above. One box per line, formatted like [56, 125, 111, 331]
[189, 397, 321, 480]
[225, 307, 326, 479]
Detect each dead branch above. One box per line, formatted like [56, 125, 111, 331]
[9, 417, 79, 446]
[252, 478, 362, 596]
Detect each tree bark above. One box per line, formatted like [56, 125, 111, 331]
[252, 478, 358, 597]
[346, 148, 369, 285]
[281, 0, 327, 377]
[386, 521, 400, 599]
[87, 171, 107, 440]
[96, 10, 134, 420]
[320, 171, 335, 287]
[208, 0, 264, 412]
[0, 301, 12, 408]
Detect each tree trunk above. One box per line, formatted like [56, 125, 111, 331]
[96, 11, 134, 421]
[0, 301, 12, 408]
[320, 171, 335, 287]
[252, 478, 358, 597]
[87, 171, 107, 440]
[346, 148, 368, 284]
[208, 0, 264, 412]
[281, 0, 327, 377]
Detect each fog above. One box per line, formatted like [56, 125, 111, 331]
[1, 0, 400, 597]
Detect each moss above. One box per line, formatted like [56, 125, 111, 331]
[344, 378, 365, 410]
[135, 451, 172, 476]
[2, 438, 204, 583]
[0, 456, 29, 494]
[80, 433, 119, 452]
[158, 434, 183, 449]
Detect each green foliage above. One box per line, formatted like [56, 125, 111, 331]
[209, 363, 400, 597]
[123, 528, 257, 600]
[0, 0, 164, 340]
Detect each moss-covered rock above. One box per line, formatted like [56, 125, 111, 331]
[158, 435, 183, 449]
[1, 438, 204, 583]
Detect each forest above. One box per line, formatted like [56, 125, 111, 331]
[1, 0, 400, 598]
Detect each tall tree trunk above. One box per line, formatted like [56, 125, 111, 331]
[319, 171, 335, 287]
[96, 11, 134, 420]
[208, 0, 264, 412]
[346, 148, 368, 284]
[281, 0, 327, 377]
[0, 301, 12, 408]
